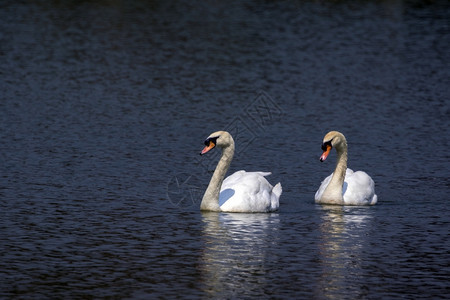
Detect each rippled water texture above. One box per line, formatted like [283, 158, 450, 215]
[1, 0, 449, 298]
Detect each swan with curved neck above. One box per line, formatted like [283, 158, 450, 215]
[200, 131, 282, 212]
[315, 131, 377, 206]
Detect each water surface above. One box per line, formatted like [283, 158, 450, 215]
[0, 0, 449, 298]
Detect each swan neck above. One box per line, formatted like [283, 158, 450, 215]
[200, 143, 234, 211]
[322, 143, 348, 204]
[332, 146, 348, 186]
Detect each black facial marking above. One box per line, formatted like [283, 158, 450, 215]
[321, 139, 333, 151]
[204, 136, 218, 146]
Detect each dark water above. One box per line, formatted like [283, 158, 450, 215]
[1, 0, 449, 298]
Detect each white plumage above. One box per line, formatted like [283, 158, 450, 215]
[315, 168, 377, 206]
[219, 171, 281, 212]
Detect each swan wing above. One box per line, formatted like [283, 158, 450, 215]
[343, 169, 377, 205]
[219, 171, 281, 212]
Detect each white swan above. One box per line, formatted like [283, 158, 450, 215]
[315, 131, 377, 206]
[199, 131, 282, 212]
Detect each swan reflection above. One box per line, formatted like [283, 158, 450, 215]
[315, 205, 373, 299]
[199, 212, 280, 298]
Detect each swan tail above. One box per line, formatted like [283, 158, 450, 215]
[272, 182, 282, 198]
[370, 194, 378, 205]
[270, 182, 282, 211]
[256, 171, 272, 177]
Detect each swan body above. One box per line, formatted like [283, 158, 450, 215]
[315, 131, 377, 206]
[200, 131, 282, 212]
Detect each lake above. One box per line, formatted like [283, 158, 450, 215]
[0, 0, 449, 298]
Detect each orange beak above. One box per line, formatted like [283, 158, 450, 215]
[320, 144, 332, 162]
[200, 141, 216, 155]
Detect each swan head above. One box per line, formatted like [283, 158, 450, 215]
[200, 131, 234, 155]
[320, 131, 347, 162]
